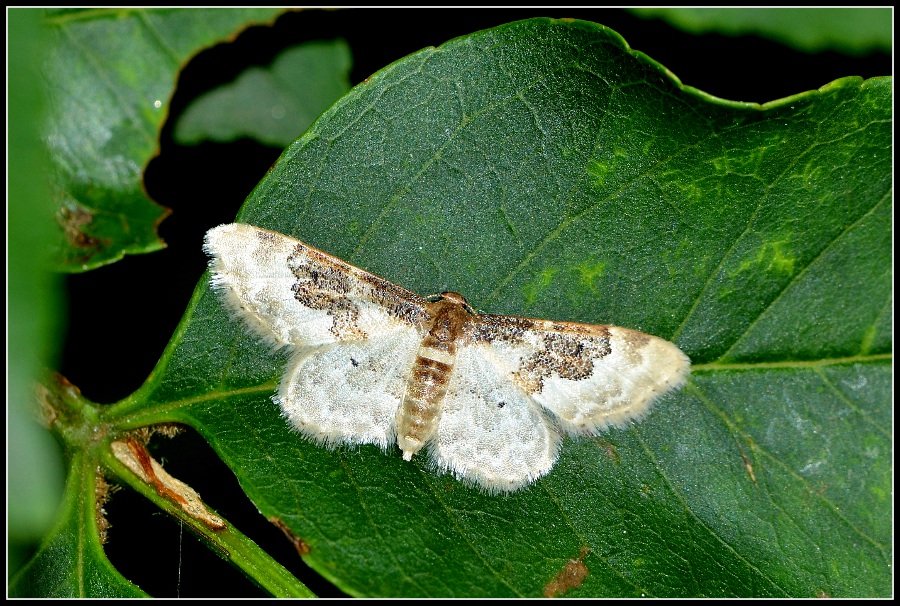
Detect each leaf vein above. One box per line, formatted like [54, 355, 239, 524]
[717, 192, 889, 361]
[688, 383, 890, 561]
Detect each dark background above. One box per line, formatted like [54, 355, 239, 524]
[57, 8, 891, 597]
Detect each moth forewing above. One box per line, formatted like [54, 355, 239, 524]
[524, 323, 690, 435]
[205, 223, 356, 349]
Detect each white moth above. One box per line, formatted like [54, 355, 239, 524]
[204, 223, 690, 493]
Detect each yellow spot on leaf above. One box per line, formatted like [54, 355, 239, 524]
[586, 159, 610, 188]
[523, 267, 558, 304]
[575, 260, 606, 288]
[736, 236, 796, 277]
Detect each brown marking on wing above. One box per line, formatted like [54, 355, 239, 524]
[284, 241, 428, 340]
[364, 273, 429, 326]
[468, 314, 536, 343]
[470, 315, 614, 394]
[518, 325, 611, 394]
[253, 228, 281, 245]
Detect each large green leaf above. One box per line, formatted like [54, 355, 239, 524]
[106, 18, 890, 596]
[41, 7, 285, 272]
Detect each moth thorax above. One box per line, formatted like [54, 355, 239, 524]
[396, 297, 469, 460]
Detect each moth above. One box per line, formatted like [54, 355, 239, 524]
[204, 223, 690, 493]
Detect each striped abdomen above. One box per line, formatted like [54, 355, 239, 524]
[397, 293, 471, 460]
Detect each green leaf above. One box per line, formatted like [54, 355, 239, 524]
[41, 7, 285, 272]
[9, 447, 147, 597]
[107, 18, 890, 596]
[174, 39, 353, 147]
[629, 8, 892, 56]
[8, 8, 67, 573]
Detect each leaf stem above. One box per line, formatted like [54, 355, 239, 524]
[99, 445, 315, 598]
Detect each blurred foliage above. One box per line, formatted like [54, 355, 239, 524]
[630, 8, 891, 55]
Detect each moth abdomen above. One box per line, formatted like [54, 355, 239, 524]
[397, 352, 453, 460]
[396, 295, 470, 460]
